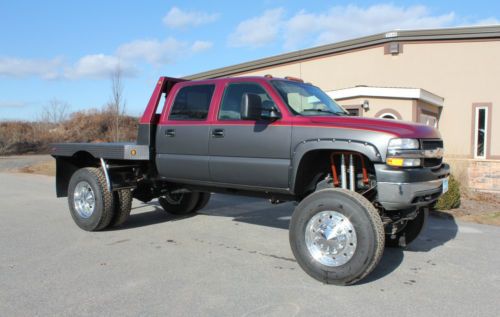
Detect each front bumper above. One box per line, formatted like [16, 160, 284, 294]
[375, 163, 450, 210]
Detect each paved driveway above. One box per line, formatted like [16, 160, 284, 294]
[1, 172, 499, 316]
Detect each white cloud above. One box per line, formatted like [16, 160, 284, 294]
[64, 54, 137, 79]
[191, 40, 213, 53]
[227, 5, 464, 50]
[228, 8, 284, 48]
[470, 17, 500, 26]
[0, 56, 63, 79]
[283, 4, 456, 49]
[163, 7, 219, 29]
[116, 37, 189, 66]
[0, 101, 27, 108]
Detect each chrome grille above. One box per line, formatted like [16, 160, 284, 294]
[421, 139, 443, 167]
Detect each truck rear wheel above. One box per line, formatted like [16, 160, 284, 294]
[109, 189, 133, 228]
[289, 188, 384, 285]
[386, 208, 428, 248]
[68, 167, 114, 231]
[193, 192, 211, 211]
[159, 192, 200, 215]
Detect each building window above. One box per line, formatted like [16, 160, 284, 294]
[381, 113, 396, 119]
[473, 106, 489, 159]
[419, 113, 438, 127]
[374, 109, 402, 120]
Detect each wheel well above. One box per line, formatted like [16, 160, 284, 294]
[55, 151, 99, 197]
[293, 150, 374, 199]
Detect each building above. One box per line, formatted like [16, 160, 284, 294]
[186, 26, 500, 192]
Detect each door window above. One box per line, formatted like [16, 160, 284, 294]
[219, 83, 274, 120]
[169, 85, 215, 120]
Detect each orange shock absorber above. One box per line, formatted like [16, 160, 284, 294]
[330, 153, 340, 187]
[329, 152, 370, 188]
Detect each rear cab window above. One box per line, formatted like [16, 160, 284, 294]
[169, 84, 215, 120]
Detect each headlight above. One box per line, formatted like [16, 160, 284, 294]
[388, 138, 419, 150]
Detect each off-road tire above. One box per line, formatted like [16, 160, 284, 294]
[289, 188, 385, 285]
[68, 167, 114, 231]
[158, 192, 200, 215]
[386, 208, 428, 248]
[193, 192, 211, 211]
[109, 189, 133, 227]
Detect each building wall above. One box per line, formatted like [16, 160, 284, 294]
[238, 40, 500, 160]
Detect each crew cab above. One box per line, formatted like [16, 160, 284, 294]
[52, 75, 450, 285]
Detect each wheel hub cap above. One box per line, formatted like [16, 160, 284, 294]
[305, 211, 357, 267]
[74, 181, 95, 218]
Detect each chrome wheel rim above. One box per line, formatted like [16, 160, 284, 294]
[305, 211, 357, 267]
[73, 181, 95, 218]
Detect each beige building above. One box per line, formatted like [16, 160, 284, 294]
[187, 26, 500, 192]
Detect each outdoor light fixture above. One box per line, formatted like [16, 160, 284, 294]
[362, 100, 370, 111]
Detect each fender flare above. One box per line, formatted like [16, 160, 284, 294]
[289, 138, 382, 193]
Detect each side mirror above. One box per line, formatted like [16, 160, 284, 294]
[261, 100, 281, 120]
[240, 93, 262, 120]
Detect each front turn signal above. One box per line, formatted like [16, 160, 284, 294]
[386, 157, 421, 167]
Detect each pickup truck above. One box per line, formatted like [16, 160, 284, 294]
[52, 75, 450, 285]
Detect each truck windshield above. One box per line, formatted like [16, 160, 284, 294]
[271, 80, 348, 116]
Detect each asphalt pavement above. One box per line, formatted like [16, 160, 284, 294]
[1, 172, 499, 316]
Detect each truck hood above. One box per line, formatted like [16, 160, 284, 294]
[306, 116, 441, 139]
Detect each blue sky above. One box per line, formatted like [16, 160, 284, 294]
[1, 0, 499, 120]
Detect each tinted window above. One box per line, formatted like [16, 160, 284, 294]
[169, 85, 215, 120]
[219, 83, 273, 120]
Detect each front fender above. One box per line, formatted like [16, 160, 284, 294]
[289, 139, 382, 192]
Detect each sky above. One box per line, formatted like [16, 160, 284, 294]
[1, 0, 499, 120]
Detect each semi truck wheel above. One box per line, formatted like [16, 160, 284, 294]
[68, 167, 114, 231]
[109, 189, 133, 227]
[193, 192, 211, 211]
[386, 208, 428, 248]
[289, 188, 384, 285]
[159, 192, 200, 215]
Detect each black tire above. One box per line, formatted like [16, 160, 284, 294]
[158, 192, 200, 215]
[193, 192, 211, 211]
[289, 188, 385, 285]
[386, 208, 428, 248]
[109, 189, 133, 227]
[68, 167, 114, 231]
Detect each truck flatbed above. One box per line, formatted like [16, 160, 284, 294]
[51, 142, 149, 161]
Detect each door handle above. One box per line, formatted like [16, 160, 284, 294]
[212, 128, 225, 138]
[165, 129, 176, 137]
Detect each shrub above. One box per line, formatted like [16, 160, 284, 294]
[434, 174, 461, 210]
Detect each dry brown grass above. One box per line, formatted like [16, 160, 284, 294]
[0, 109, 138, 156]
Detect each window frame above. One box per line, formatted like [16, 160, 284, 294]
[217, 82, 277, 121]
[473, 104, 490, 159]
[168, 84, 216, 121]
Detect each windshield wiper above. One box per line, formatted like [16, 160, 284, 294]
[301, 109, 341, 115]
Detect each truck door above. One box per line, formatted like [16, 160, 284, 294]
[209, 82, 292, 188]
[156, 84, 215, 182]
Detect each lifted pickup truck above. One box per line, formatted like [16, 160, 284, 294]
[52, 75, 450, 285]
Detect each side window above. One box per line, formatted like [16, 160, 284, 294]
[169, 85, 215, 120]
[219, 83, 274, 120]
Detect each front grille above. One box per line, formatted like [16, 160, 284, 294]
[421, 139, 443, 167]
[421, 139, 443, 150]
